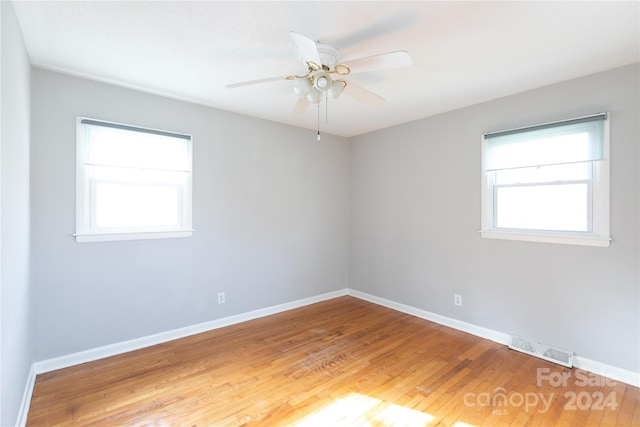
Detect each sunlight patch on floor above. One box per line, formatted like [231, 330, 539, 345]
[293, 392, 435, 426]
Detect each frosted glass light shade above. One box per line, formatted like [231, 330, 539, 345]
[306, 89, 320, 104]
[293, 78, 312, 96]
[312, 71, 332, 92]
[328, 81, 345, 99]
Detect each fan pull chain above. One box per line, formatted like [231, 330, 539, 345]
[317, 102, 321, 141]
[326, 92, 329, 126]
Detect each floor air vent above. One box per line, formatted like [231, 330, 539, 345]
[509, 335, 574, 368]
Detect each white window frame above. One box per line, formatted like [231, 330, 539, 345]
[481, 113, 610, 247]
[75, 117, 193, 243]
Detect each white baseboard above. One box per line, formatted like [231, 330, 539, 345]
[347, 289, 640, 388]
[573, 355, 640, 388]
[33, 289, 347, 374]
[16, 365, 36, 427]
[347, 289, 511, 345]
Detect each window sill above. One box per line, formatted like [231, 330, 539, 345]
[74, 230, 193, 243]
[480, 230, 611, 247]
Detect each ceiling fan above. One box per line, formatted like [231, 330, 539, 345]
[226, 32, 412, 116]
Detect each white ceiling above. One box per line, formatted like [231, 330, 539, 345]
[12, 1, 640, 138]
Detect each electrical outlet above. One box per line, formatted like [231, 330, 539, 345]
[218, 292, 225, 304]
[454, 294, 462, 307]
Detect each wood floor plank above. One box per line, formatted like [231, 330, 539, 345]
[27, 296, 638, 426]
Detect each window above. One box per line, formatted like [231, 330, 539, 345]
[75, 118, 192, 242]
[481, 113, 610, 247]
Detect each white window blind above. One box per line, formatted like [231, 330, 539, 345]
[484, 114, 606, 171]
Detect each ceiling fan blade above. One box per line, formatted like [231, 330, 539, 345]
[342, 51, 412, 74]
[292, 97, 309, 116]
[343, 81, 385, 106]
[290, 31, 321, 65]
[226, 75, 286, 88]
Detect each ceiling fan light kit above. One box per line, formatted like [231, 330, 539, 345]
[226, 31, 412, 137]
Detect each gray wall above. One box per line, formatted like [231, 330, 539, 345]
[350, 63, 639, 372]
[31, 69, 349, 361]
[1, 2, 33, 426]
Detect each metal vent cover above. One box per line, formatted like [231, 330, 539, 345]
[509, 335, 574, 368]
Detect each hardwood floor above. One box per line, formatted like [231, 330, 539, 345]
[27, 296, 639, 426]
